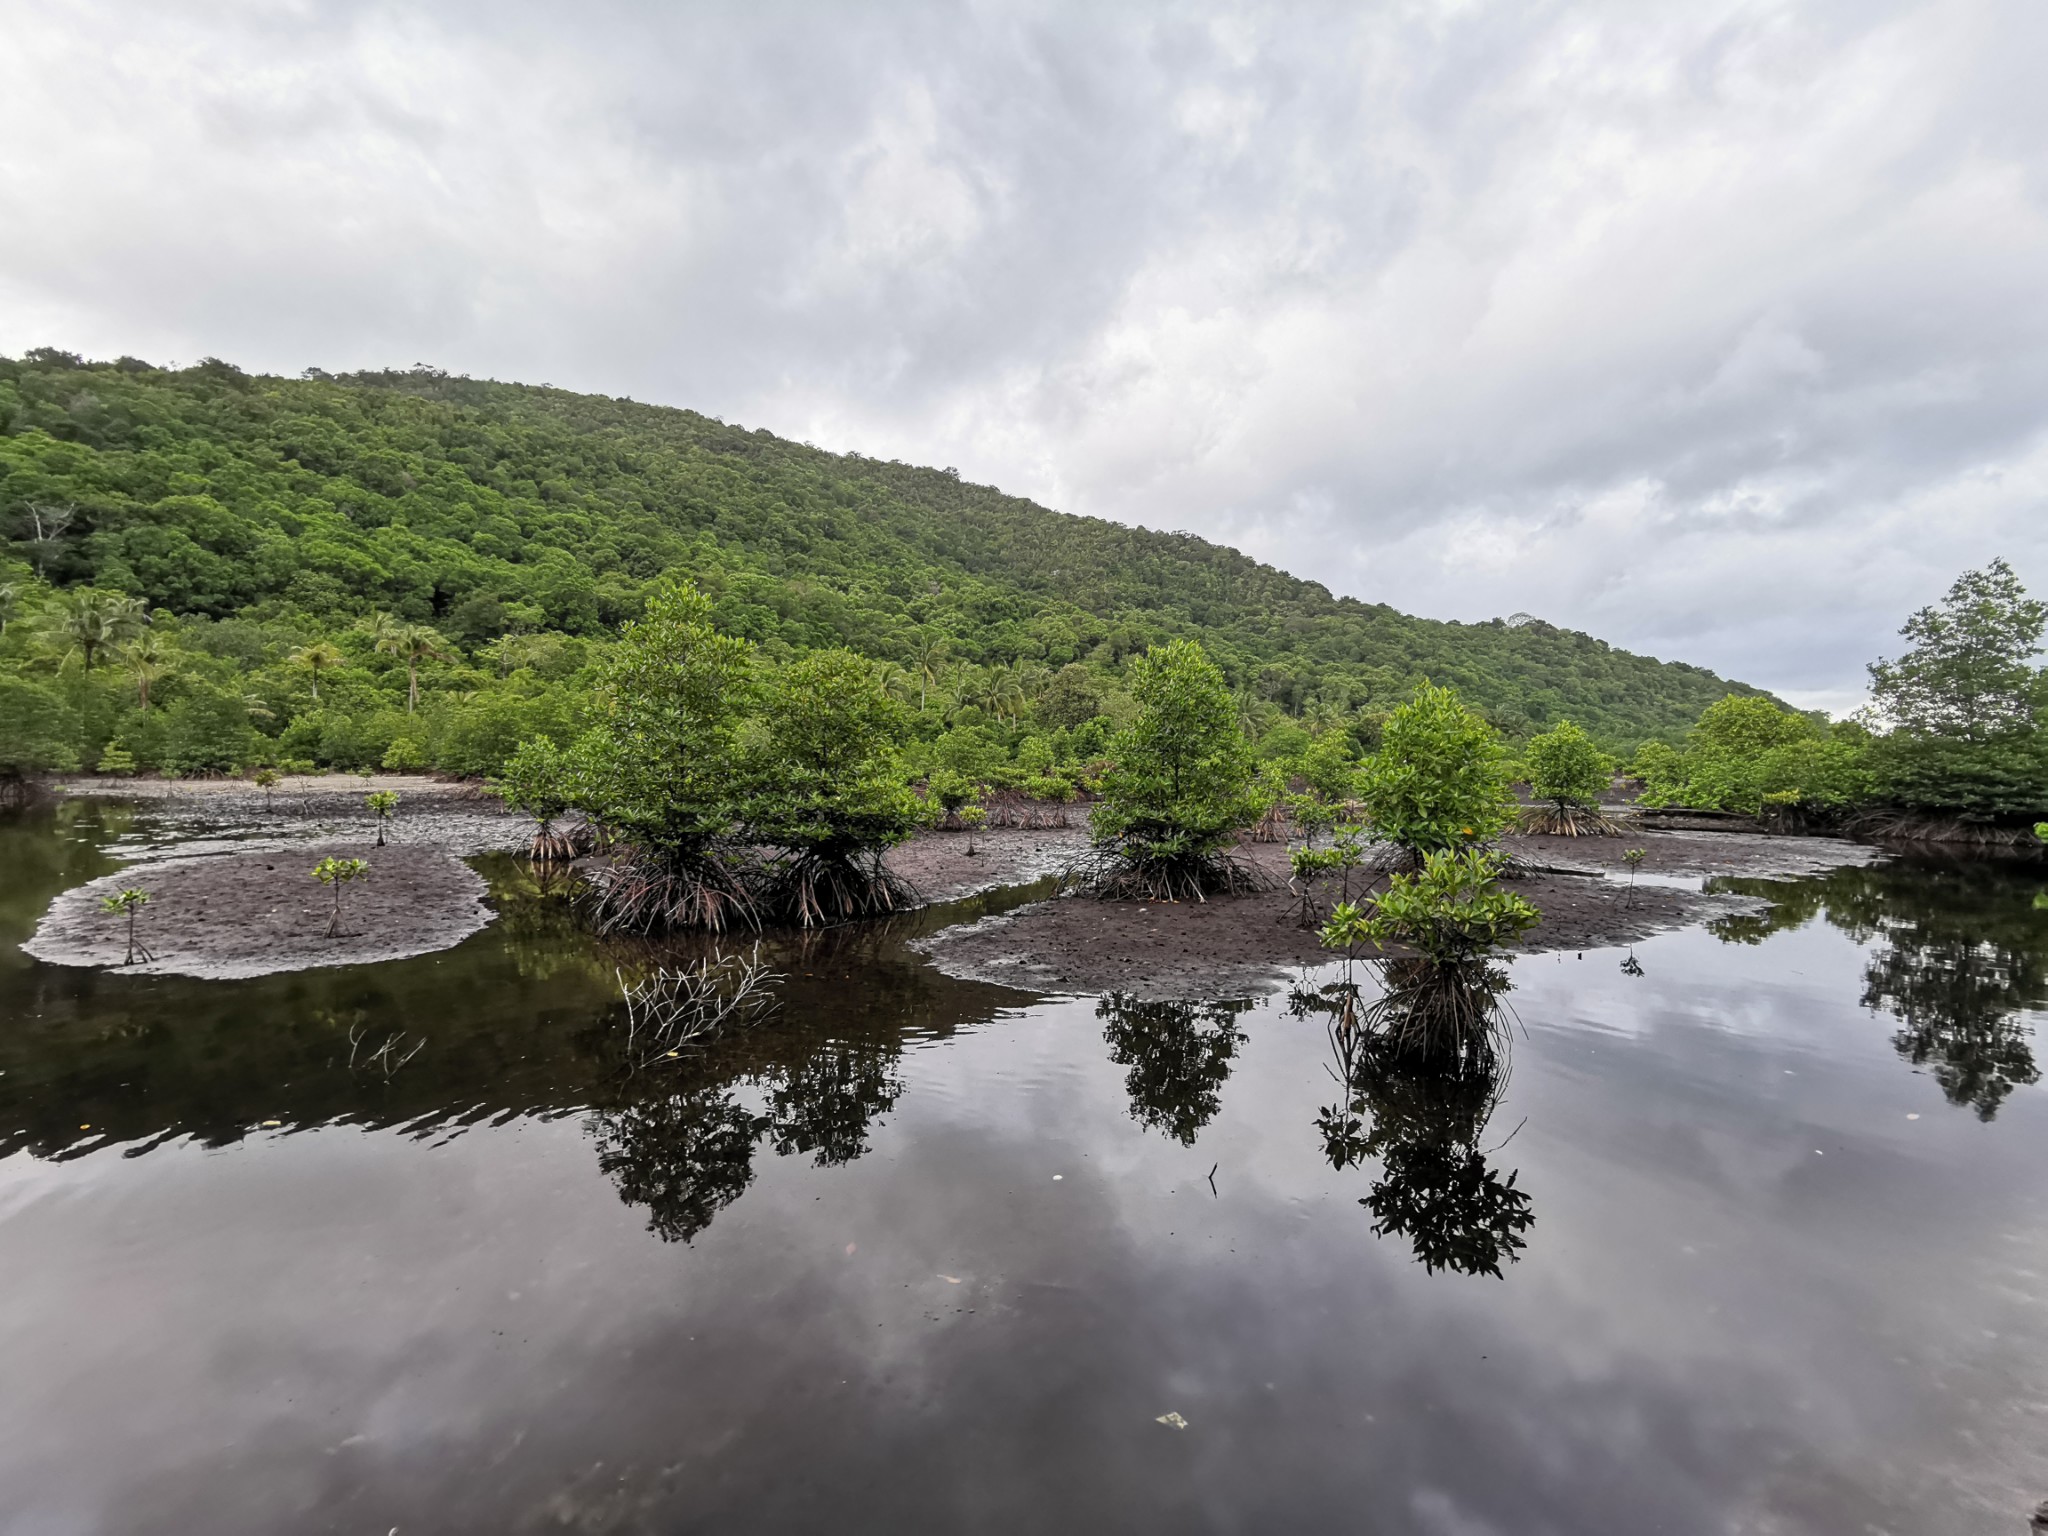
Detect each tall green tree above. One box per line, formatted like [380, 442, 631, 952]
[574, 580, 755, 930]
[1090, 639, 1264, 899]
[376, 623, 450, 715]
[746, 648, 924, 924]
[1867, 559, 2048, 818]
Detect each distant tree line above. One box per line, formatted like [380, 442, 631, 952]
[0, 346, 1769, 791]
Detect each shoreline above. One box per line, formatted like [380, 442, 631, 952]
[22, 782, 1881, 991]
[910, 828, 1881, 1000]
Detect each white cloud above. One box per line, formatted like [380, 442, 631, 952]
[3, 0, 2045, 701]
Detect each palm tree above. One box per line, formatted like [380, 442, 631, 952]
[1233, 683, 1264, 742]
[960, 665, 1003, 719]
[45, 589, 147, 670]
[908, 635, 948, 712]
[358, 611, 405, 648]
[872, 660, 915, 705]
[990, 665, 1028, 724]
[288, 641, 345, 701]
[1305, 696, 1347, 735]
[121, 632, 177, 709]
[376, 623, 450, 714]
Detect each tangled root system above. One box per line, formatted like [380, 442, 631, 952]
[528, 820, 593, 863]
[756, 849, 918, 928]
[1358, 959, 1515, 1058]
[582, 848, 757, 935]
[1068, 843, 1273, 903]
[1518, 805, 1631, 837]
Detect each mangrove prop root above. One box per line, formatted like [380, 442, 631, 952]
[1067, 845, 1274, 903]
[757, 851, 918, 929]
[1518, 805, 1632, 838]
[582, 851, 758, 935]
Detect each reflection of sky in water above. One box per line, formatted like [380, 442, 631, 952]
[3, 809, 2047, 1534]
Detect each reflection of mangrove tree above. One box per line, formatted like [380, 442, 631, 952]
[1711, 857, 2048, 1119]
[0, 807, 1014, 1171]
[1097, 993, 1253, 1145]
[587, 1031, 906, 1242]
[590, 1085, 765, 1244]
[1294, 962, 1533, 1278]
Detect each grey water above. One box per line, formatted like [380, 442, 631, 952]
[4, 800, 2048, 1534]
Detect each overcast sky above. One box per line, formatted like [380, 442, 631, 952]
[3, 1, 2045, 709]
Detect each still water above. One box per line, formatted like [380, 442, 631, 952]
[4, 802, 2048, 1534]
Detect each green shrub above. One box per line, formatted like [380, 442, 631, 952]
[1025, 774, 1075, 803]
[1321, 849, 1538, 963]
[1089, 639, 1263, 895]
[163, 685, 257, 774]
[745, 648, 923, 923]
[1523, 720, 1609, 811]
[1296, 729, 1359, 804]
[1354, 683, 1515, 859]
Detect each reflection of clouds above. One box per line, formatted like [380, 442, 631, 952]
[5, 940, 2048, 1529]
[7, 4, 2048, 694]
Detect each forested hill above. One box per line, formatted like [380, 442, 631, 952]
[0, 349, 1761, 743]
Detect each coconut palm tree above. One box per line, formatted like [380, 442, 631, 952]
[45, 589, 147, 671]
[991, 666, 1028, 724]
[288, 640, 345, 701]
[358, 610, 405, 648]
[376, 623, 450, 714]
[872, 660, 915, 705]
[485, 632, 549, 676]
[121, 632, 177, 709]
[908, 634, 948, 712]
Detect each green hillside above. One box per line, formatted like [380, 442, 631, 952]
[0, 348, 1762, 778]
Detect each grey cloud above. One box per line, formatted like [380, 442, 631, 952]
[3, 0, 2045, 701]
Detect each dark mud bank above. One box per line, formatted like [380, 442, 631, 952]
[914, 829, 1883, 1000]
[25, 843, 496, 980]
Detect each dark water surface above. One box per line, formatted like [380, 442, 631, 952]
[5, 803, 2048, 1534]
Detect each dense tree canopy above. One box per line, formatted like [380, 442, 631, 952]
[0, 348, 1766, 780]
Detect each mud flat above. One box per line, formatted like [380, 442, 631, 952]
[51, 773, 527, 858]
[914, 829, 1883, 1000]
[24, 841, 496, 980]
[885, 824, 1091, 903]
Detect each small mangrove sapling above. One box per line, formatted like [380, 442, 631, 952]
[958, 801, 987, 857]
[364, 789, 400, 847]
[98, 887, 152, 965]
[1622, 847, 1646, 908]
[489, 736, 582, 861]
[312, 856, 369, 937]
[253, 766, 280, 812]
[1319, 849, 1539, 966]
